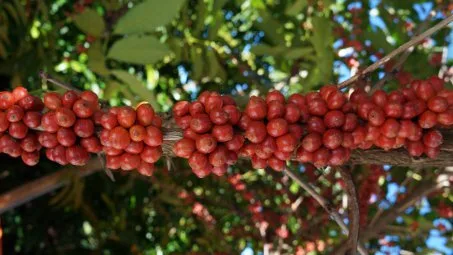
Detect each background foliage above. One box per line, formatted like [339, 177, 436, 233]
[0, 0, 452, 254]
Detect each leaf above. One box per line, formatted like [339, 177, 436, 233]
[87, 41, 109, 75]
[206, 48, 226, 80]
[285, 0, 307, 16]
[251, 44, 313, 60]
[114, 0, 186, 34]
[255, 11, 284, 46]
[104, 81, 121, 99]
[364, 28, 393, 53]
[107, 35, 170, 65]
[73, 8, 105, 37]
[284, 47, 314, 60]
[190, 47, 204, 81]
[251, 44, 286, 56]
[111, 70, 158, 109]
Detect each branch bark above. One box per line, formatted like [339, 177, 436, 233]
[337, 167, 360, 255]
[338, 14, 453, 89]
[39, 71, 82, 93]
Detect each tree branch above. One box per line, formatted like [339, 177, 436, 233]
[337, 167, 360, 255]
[39, 71, 82, 93]
[338, 14, 453, 89]
[283, 168, 368, 255]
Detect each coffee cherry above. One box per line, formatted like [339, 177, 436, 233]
[226, 150, 238, 165]
[205, 93, 223, 113]
[384, 102, 403, 118]
[268, 156, 285, 171]
[424, 146, 440, 159]
[18, 95, 43, 111]
[81, 136, 102, 153]
[52, 145, 68, 165]
[110, 126, 131, 150]
[352, 126, 366, 145]
[196, 134, 217, 154]
[73, 119, 95, 138]
[190, 114, 212, 133]
[0, 112, 9, 132]
[418, 110, 437, 129]
[6, 105, 24, 122]
[144, 126, 163, 147]
[55, 108, 76, 128]
[320, 85, 337, 101]
[21, 151, 40, 166]
[371, 90, 388, 108]
[308, 98, 328, 116]
[273, 150, 291, 161]
[9, 122, 28, 139]
[140, 146, 162, 164]
[120, 153, 141, 170]
[350, 88, 368, 103]
[267, 100, 286, 120]
[22, 111, 41, 128]
[101, 112, 118, 130]
[209, 107, 229, 125]
[401, 88, 417, 101]
[260, 136, 277, 154]
[38, 132, 58, 148]
[212, 124, 234, 142]
[188, 151, 208, 171]
[267, 118, 288, 137]
[296, 147, 313, 163]
[288, 124, 304, 140]
[306, 92, 321, 102]
[302, 133, 322, 152]
[127, 124, 146, 142]
[66, 145, 89, 166]
[212, 164, 227, 176]
[423, 130, 443, 148]
[151, 115, 162, 128]
[407, 124, 422, 142]
[73, 99, 95, 118]
[223, 105, 241, 125]
[189, 101, 205, 116]
[106, 155, 121, 170]
[276, 133, 297, 152]
[238, 115, 252, 130]
[406, 140, 424, 157]
[368, 108, 385, 126]
[0, 92, 14, 109]
[323, 129, 343, 150]
[245, 121, 267, 143]
[329, 147, 349, 166]
[307, 116, 326, 133]
[41, 112, 59, 133]
[380, 119, 400, 138]
[401, 102, 417, 119]
[255, 146, 272, 159]
[173, 101, 190, 117]
[266, 90, 285, 104]
[375, 135, 395, 151]
[437, 110, 453, 126]
[20, 133, 40, 152]
[80, 90, 98, 104]
[173, 138, 196, 158]
[1, 135, 21, 157]
[104, 146, 123, 156]
[415, 81, 435, 101]
[125, 141, 144, 154]
[312, 147, 331, 167]
[183, 129, 200, 140]
[12, 86, 28, 102]
[365, 124, 380, 141]
[57, 128, 77, 147]
[324, 110, 345, 128]
[175, 115, 192, 129]
[342, 132, 355, 148]
[245, 96, 267, 120]
[44, 92, 62, 110]
[343, 113, 358, 131]
[116, 106, 136, 128]
[62, 90, 79, 108]
[226, 134, 244, 151]
[251, 155, 267, 169]
[358, 101, 375, 119]
[288, 93, 305, 108]
[326, 91, 346, 110]
[209, 146, 228, 167]
[137, 161, 155, 176]
[427, 96, 448, 113]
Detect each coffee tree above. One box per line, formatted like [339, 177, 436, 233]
[0, 0, 452, 254]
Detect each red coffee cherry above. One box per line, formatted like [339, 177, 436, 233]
[296, 147, 313, 163]
[259, 137, 277, 154]
[406, 140, 424, 157]
[125, 141, 144, 154]
[104, 146, 123, 156]
[418, 110, 437, 129]
[209, 107, 229, 125]
[380, 119, 400, 138]
[212, 124, 234, 142]
[183, 129, 200, 140]
[0, 112, 9, 132]
[205, 93, 223, 113]
[266, 90, 285, 104]
[149, 113, 160, 128]
[62, 90, 80, 108]
[117, 106, 136, 128]
[44, 92, 62, 110]
[66, 145, 89, 166]
[365, 124, 380, 141]
[267, 118, 288, 137]
[226, 134, 245, 151]
[245, 96, 267, 120]
[196, 134, 217, 154]
[81, 136, 102, 153]
[375, 135, 396, 151]
[73, 119, 94, 138]
[268, 156, 285, 171]
[189, 101, 205, 116]
[273, 150, 291, 161]
[110, 126, 131, 150]
[222, 95, 236, 106]
[343, 113, 358, 132]
[288, 124, 304, 140]
[73, 99, 95, 118]
[371, 90, 388, 108]
[9, 122, 28, 139]
[245, 121, 267, 144]
[251, 154, 267, 169]
[401, 88, 417, 101]
[342, 132, 355, 148]
[350, 88, 368, 103]
[144, 126, 163, 147]
[173, 138, 196, 158]
[212, 164, 227, 176]
[302, 133, 322, 152]
[238, 115, 252, 130]
[307, 116, 326, 133]
[55, 108, 76, 128]
[23, 111, 41, 128]
[323, 129, 343, 150]
[308, 98, 328, 116]
[140, 146, 162, 164]
[284, 103, 300, 123]
[21, 151, 40, 166]
[188, 151, 209, 171]
[41, 112, 59, 133]
[276, 133, 297, 153]
[175, 115, 192, 129]
[388, 90, 405, 104]
[352, 126, 366, 145]
[18, 95, 43, 111]
[57, 128, 77, 147]
[129, 125, 146, 142]
[437, 109, 453, 126]
[267, 100, 286, 120]
[12, 86, 28, 102]
[324, 110, 345, 128]
[368, 108, 385, 126]
[209, 146, 228, 167]
[358, 101, 375, 119]
[190, 114, 212, 133]
[255, 146, 272, 159]
[427, 96, 448, 113]
[306, 91, 321, 103]
[223, 105, 241, 125]
[20, 133, 40, 152]
[288, 93, 306, 108]
[424, 146, 440, 159]
[329, 147, 349, 166]
[106, 155, 122, 170]
[192, 165, 212, 178]
[101, 112, 118, 130]
[415, 81, 435, 101]
[120, 153, 141, 170]
[384, 102, 403, 118]
[423, 130, 443, 148]
[52, 145, 68, 165]
[326, 91, 346, 110]
[312, 147, 331, 167]
[38, 132, 58, 148]
[173, 101, 190, 117]
[226, 150, 238, 165]
[320, 85, 338, 101]
[198, 91, 212, 106]
[137, 161, 155, 176]
[6, 105, 24, 122]
[80, 90, 98, 104]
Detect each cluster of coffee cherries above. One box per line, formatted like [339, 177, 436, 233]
[358, 165, 386, 227]
[351, 76, 451, 158]
[100, 103, 162, 176]
[172, 91, 243, 178]
[0, 87, 44, 165]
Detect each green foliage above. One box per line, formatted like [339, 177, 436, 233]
[73, 8, 105, 37]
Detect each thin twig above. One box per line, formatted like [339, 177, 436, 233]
[371, 11, 437, 92]
[39, 71, 82, 93]
[337, 167, 360, 255]
[283, 168, 368, 255]
[338, 14, 453, 89]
